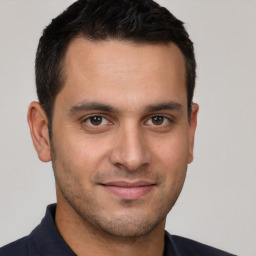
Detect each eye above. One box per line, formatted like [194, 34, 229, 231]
[84, 115, 109, 126]
[145, 115, 171, 126]
[151, 116, 164, 125]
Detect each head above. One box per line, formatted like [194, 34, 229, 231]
[28, 0, 198, 241]
[35, 0, 196, 126]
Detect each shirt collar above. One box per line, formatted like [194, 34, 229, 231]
[28, 204, 76, 256]
[164, 231, 182, 256]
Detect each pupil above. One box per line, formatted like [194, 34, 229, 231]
[153, 116, 163, 125]
[91, 116, 102, 125]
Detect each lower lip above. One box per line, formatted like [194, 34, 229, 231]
[102, 185, 154, 200]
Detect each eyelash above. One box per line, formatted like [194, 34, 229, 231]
[82, 114, 174, 128]
[145, 115, 173, 126]
[83, 115, 110, 126]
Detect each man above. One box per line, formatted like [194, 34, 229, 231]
[0, 0, 235, 255]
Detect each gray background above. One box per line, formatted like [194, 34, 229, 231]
[0, 1, 255, 255]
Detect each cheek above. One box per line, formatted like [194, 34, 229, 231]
[149, 131, 189, 186]
[53, 131, 113, 176]
[150, 131, 190, 165]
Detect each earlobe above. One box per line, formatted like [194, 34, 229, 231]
[27, 102, 51, 162]
[187, 103, 199, 164]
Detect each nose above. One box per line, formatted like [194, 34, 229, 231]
[109, 124, 151, 171]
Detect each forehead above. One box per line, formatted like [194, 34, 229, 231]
[57, 38, 187, 112]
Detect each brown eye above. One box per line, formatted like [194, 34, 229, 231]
[151, 116, 164, 125]
[89, 116, 103, 126]
[83, 115, 111, 132]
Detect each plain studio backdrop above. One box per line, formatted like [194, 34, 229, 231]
[0, 1, 255, 255]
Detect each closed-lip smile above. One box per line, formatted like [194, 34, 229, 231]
[101, 180, 156, 200]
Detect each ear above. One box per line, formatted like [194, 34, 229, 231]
[27, 102, 51, 162]
[187, 103, 199, 164]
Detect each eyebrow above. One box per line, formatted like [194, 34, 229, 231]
[68, 101, 183, 115]
[145, 102, 183, 112]
[69, 102, 118, 115]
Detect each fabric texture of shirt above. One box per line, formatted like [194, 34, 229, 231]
[0, 204, 236, 256]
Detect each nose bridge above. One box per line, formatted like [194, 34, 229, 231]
[110, 121, 150, 171]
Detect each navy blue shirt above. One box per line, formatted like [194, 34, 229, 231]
[0, 204, 236, 256]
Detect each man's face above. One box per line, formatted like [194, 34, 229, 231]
[50, 38, 197, 238]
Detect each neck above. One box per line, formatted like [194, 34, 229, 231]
[55, 196, 166, 256]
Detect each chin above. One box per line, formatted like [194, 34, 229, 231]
[84, 209, 166, 239]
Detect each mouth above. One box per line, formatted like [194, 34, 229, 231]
[100, 181, 156, 200]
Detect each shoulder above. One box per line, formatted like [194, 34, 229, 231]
[171, 235, 236, 256]
[0, 236, 29, 256]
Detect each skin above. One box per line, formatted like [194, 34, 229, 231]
[28, 38, 198, 256]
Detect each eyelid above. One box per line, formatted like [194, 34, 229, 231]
[80, 113, 174, 127]
[82, 114, 112, 126]
[144, 114, 174, 126]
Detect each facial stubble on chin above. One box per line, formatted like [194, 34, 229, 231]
[50, 142, 187, 241]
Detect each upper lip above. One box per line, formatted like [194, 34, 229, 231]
[101, 180, 156, 187]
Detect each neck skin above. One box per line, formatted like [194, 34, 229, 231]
[55, 189, 166, 256]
